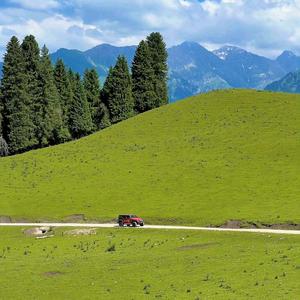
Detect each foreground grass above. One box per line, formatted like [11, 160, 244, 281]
[0, 227, 299, 299]
[0, 90, 299, 225]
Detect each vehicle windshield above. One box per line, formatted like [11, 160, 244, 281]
[130, 215, 137, 218]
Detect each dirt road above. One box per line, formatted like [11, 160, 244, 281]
[0, 223, 300, 235]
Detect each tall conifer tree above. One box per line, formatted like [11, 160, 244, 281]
[37, 46, 69, 145]
[21, 35, 41, 145]
[132, 40, 157, 113]
[1, 36, 36, 153]
[67, 68, 76, 94]
[83, 69, 101, 129]
[146, 32, 169, 106]
[102, 56, 134, 123]
[54, 59, 73, 136]
[69, 73, 93, 138]
[94, 103, 111, 130]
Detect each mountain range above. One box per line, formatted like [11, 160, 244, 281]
[49, 42, 300, 101]
[1, 42, 300, 101]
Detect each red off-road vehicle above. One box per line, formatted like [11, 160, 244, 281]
[118, 215, 144, 227]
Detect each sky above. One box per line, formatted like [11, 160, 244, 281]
[0, 0, 300, 59]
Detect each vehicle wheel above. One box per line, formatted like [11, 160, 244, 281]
[132, 222, 137, 227]
[140, 223, 144, 227]
[118, 222, 123, 227]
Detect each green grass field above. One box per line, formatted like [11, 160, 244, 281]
[0, 227, 299, 299]
[0, 89, 299, 225]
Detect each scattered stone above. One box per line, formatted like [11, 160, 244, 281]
[23, 227, 51, 236]
[64, 228, 97, 236]
[36, 235, 54, 239]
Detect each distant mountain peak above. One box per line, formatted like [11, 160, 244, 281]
[213, 45, 247, 60]
[86, 43, 136, 52]
[175, 41, 210, 52]
[180, 41, 200, 47]
[277, 50, 296, 59]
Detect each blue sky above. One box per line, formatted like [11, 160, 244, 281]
[0, 0, 299, 59]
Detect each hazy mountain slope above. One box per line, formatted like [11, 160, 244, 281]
[84, 43, 136, 73]
[276, 50, 300, 73]
[51, 48, 94, 75]
[214, 46, 285, 89]
[167, 42, 240, 100]
[265, 70, 300, 93]
[0, 90, 299, 226]
[50, 45, 136, 82]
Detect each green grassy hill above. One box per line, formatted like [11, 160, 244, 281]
[0, 89, 299, 225]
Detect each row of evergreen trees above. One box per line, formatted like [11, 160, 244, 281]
[0, 32, 168, 156]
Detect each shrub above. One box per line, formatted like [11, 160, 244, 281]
[106, 244, 116, 252]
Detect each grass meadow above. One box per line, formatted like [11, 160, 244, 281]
[0, 227, 299, 299]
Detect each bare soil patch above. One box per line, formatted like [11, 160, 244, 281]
[219, 220, 300, 230]
[0, 216, 11, 223]
[43, 271, 64, 277]
[177, 243, 219, 251]
[63, 214, 86, 223]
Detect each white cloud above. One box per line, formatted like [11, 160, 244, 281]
[179, 0, 192, 8]
[9, 0, 60, 10]
[0, 14, 104, 54]
[201, 1, 220, 15]
[1, 0, 300, 58]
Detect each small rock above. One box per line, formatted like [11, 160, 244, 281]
[23, 227, 51, 236]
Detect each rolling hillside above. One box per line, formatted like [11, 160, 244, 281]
[0, 90, 299, 225]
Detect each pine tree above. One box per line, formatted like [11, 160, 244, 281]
[132, 40, 157, 113]
[0, 89, 3, 136]
[21, 35, 40, 82]
[54, 59, 73, 137]
[67, 68, 76, 94]
[1, 36, 37, 153]
[69, 73, 93, 138]
[102, 56, 134, 123]
[21, 35, 41, 145]
[146, 32, 169, 106]
[83, 69, 101, 129]
[36, 45, 69, 145]
[95, 102, 111, 129]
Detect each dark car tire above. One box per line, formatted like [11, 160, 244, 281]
[132, 222, 137, 227]
[118, 222, 123, 227]
[140, 223, 144, 227]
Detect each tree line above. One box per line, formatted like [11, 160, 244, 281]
[0, 32, 168, 156]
